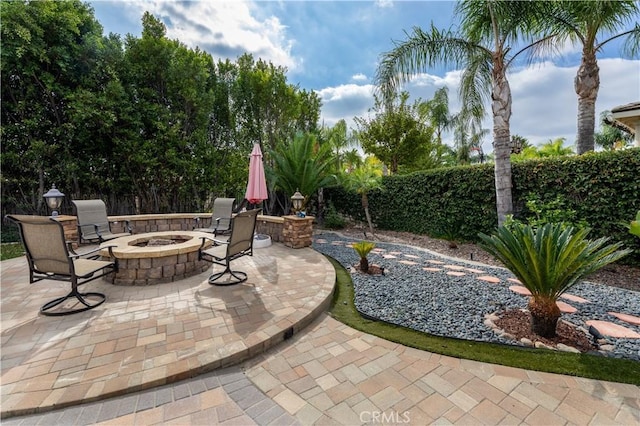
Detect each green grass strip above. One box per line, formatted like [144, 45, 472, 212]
[0, 243, 24, 261]
[326, 256, 640, 386]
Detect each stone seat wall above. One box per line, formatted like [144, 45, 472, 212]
[62, 213, 314, 249]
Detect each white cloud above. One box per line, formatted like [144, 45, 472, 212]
[316, 84, 375, 128]
[351, 73, 368, 82]
[124, 0, 301, 71]
[375, 0, 394, 9]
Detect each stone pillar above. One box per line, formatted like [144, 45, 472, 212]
[282, 215, 314, 248]
[53, 215, 78, 248]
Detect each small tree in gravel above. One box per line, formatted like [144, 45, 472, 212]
[352, 241, 376, 273]
[479, 222, 630, 338]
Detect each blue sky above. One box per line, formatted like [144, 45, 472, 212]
[89, 0, 640, 150]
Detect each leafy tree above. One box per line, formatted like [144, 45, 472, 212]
[375, 0, 555, 225]
[232, 53, 313, 153]
[541, 1, 640, 154]
[1, 4, 322, 216]
[354, 91, 436, 174]
[119, 13, 218, 212]
[1, 0, 105, 214]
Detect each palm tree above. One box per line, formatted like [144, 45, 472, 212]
[452, 106, 489, 165]
[342, 159, 383, 237]
[537, 137, 574, 157]
[419, 87, 454, 145]
[375, 1, 552, 226]
[352, 240, 376, 273]
[543, 1, 640, 154]
[479, 223, 630, 337]
[267, 132, 336, 214]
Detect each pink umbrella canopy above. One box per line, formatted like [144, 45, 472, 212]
[245, 143, 268, 204]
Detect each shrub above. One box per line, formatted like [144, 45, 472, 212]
[323, 202, 346, 229]
[326, 149, 640, 264]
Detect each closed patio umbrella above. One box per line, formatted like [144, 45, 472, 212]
[245, 143, 271, 248]
[245, 143, 268, 207]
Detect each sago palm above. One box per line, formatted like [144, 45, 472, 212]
[479, 223, 630, 338]
[352, 241, 376, 273]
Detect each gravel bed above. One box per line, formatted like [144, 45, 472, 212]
[313, 232, 640, 361]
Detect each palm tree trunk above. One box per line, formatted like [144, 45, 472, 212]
[359, 257, 369, 273]
[361, 193, 375, 236]
[574, 51, 599, 155]
[528, 297, 561, 338]
[492, 66, 513, 227]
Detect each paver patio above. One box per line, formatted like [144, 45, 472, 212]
[1, 239, 638, 425]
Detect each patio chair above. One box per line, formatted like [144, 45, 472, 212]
[72, 199, 131, 243]
[6, 214, 118, 316]
[198, 208, 260, 285]
[193, 197, 236, 236]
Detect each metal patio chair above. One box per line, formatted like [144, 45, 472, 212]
[72, 199, 131, 243]
[193, 197, 236, 236]
[6, 214, 118, 316]
[198, 208, 260, 285]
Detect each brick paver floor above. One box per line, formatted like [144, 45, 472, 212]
[2, 238, 638, 425]
[0, 243, 334, 419]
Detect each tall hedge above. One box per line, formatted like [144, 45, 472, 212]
[327, 148, 640, 263]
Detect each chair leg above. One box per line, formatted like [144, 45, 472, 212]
[40, 288, 106, 316]
[208, 264, 247, 286]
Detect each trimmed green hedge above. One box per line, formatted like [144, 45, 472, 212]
[326, 148, 640, 263]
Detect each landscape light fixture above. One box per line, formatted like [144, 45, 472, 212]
[43, 185, 65, 217]
[291, 190, 304, 214]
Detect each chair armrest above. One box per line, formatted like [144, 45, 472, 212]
[67, 241, 79, 256]
[199, 236, 228, 248]
[94, 223, 105, 239]
[69, 245, 114, 260]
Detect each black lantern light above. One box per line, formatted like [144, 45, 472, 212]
[43, 185, 65, 217]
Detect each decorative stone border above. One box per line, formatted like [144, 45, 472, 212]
[484, 311, 615, 355]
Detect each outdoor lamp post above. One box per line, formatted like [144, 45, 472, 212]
[291, 190, 304, 215]
[43, 184, 65, 217]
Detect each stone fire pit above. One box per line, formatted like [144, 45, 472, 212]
[100, 231, 214, 285]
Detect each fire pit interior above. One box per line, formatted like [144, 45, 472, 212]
[131, 236, 192, 247]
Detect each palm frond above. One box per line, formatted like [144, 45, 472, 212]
[375, 24, 480, 99]
[479, 223, 631, 300]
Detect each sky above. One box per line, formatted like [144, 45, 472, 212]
[89, 0, 640, 151]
